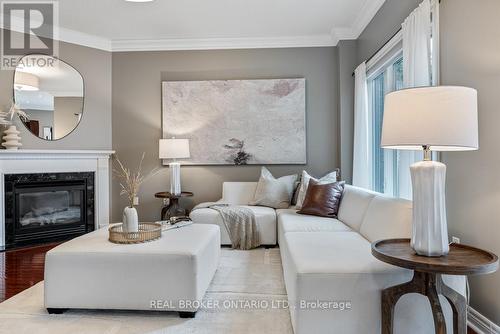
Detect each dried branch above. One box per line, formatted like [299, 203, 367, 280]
[112, 153, 160, 208]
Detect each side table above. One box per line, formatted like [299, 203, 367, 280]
[372, 239, 498, 334]
[155, 191, 194, 220]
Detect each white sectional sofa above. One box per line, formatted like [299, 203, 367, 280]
[190, 182, 466, 334]
[190, 182, 277, 245]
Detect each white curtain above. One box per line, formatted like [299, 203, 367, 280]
[396, 0, 438, 199]
[352, 0, 438, 196]
[403, 0, 432, 87]
[352, 62, 373, 189]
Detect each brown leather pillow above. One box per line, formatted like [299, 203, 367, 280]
[297, 180, 345, 218]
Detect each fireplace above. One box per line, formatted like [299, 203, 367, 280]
[4, 172, 95, 249]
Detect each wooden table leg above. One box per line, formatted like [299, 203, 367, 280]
[437, 275, 467, 334]
[382, 272, 423, 334]
[425, 275, 447, 334]
[381, 271, 465, 334]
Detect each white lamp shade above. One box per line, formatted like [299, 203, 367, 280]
[381, 86, 478, 151]
[159, 138, 190, 159]
[14, 72, 39, 91]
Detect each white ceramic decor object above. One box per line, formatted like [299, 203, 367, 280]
[410, 160, 448, 256]
[2, 125, 22, 150]
[122, 206, 139, 233]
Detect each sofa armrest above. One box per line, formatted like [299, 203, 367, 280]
[221, 182, 258, 205]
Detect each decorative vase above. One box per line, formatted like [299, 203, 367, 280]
[122, 206, 139, 233]
[410, 160, 449, 257]
[1, 125, 22, 150]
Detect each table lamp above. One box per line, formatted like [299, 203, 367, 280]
[159, 138, 190, 196]
[381, 86, 478, 257]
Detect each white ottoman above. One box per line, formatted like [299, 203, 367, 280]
[44, 223, 220, 318]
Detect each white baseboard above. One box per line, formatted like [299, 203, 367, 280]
[468, 306, 500, 334]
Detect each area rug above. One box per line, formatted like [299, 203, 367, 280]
[0, 248, 293, 334]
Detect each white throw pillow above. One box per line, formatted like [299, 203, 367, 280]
[295, 170, 339, 209]
[250, 167, 298, 209]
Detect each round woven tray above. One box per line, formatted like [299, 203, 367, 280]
[108, 222, 162, 244]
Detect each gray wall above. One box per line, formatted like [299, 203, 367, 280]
[53, 97, 84, 139]
[356, 0, 500, 324]
[24, 109, 53, 138]
[356, 0, 421, 64]
[112, 47, 340, 222]
[440, 0, 500, 323]
[0, 29, 112, 149]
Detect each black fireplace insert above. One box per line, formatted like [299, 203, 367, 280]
[4, 172, 95, 249]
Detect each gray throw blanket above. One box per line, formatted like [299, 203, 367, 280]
[193, 204, 260, 250]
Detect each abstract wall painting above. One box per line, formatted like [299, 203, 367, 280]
[162, 78, 306, 165]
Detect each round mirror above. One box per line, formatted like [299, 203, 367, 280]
[13, 54, 84, 141]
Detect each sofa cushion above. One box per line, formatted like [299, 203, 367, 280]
[190, 204, 277, 245]
[337, 185, 377, 232]
[297, 180, 345, 218]
[250, 167, 298, 209]
[359, 196, 412, 243]
[222, 182, 258, 205]
[276, 208, 352, 245]
[295, 170, 339, 209]
[284, 231, 403, 274]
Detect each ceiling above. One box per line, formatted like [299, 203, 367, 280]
[3, 0, 385, 52]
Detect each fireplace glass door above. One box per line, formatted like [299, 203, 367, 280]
[11, 180, 88, 245]
[4, 172, 95, 249]
[17, 185, 85, 230]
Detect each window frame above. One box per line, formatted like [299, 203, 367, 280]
[367, 48, 403, 196]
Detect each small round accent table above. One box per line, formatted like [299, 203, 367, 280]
[155, 191, 194, 220]
[372, 239, 498, 334]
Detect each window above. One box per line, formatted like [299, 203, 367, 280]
[368, 55, 403, 196]
[354, 0, 439, 199]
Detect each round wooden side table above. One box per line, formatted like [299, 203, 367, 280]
[372, 239, 498, 334]
[154, 191, 194, 220]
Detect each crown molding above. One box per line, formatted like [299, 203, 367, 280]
[332, 0, 386, 41]
[56, 26, 111, 51]
[0, 16, 111, 51]
[1, 0, 385, 52]
[350, 0, 386, 38]
[112, 0, 385, 52]
[333, 27, 357, 41]
[111, 34, 337, 52]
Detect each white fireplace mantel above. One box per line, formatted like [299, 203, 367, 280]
[0, 149, 115, 159]
[0, 149, 115, 248]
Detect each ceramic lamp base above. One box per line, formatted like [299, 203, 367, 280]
[410, 160, 449, 257]
[169, 162, 182, 196]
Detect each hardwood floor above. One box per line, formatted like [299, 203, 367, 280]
[0, 243, 482, 334]
[0, 242, 61, 303]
